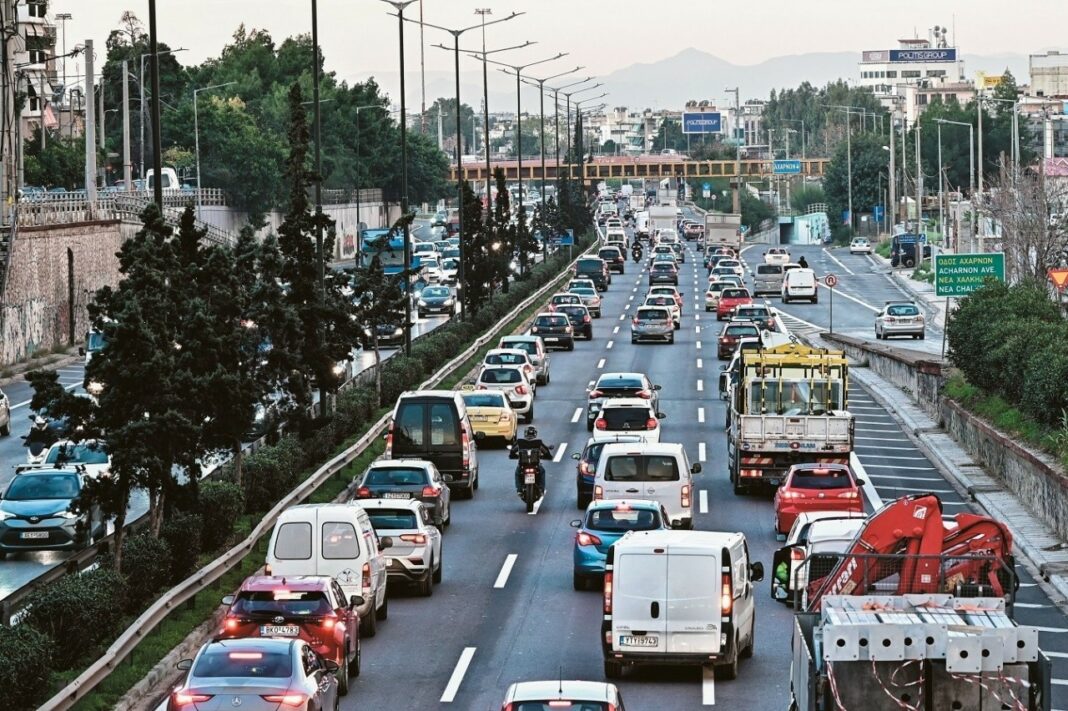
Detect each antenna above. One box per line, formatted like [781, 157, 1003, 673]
[558, 665, 563, 695]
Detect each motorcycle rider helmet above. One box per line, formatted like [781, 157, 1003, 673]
[33, 415, 47, 427]
[524, 426, 538, 440]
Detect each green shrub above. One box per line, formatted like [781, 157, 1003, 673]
[1021, 346, 1068, 428]
[990, 321, 1067, 404]
[241, 436, 306, 513]
[121, 532, 173, 610]
[23, 567, 127, 670]
[0, 623, 54, 710]
[160, 510, 203, 583]
[199, 480, 246, 550]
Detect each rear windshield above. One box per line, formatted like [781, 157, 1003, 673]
[393, 400, 460, 450]
[273, 522, 312, 560]
[552, 294, 579, 303]
[602, 407, 652, 429]
[577, 259, 602, 270]
[791, 468, 854, 490]
[365, 467, 429, 486]
[725, 325, 759, 337]
[599, 248, 621, 258]
[193, 650, 291, 679]
[501, 339, 536, 356]
[652, 263, 674, 271]
[486, 352, 527, 365]
[231, 590, 332, 617]
[559, 306, 586, 319]
[737, 308, 770, 318]
[707, 283, 727, 294]
[535, 315, 569, 327]
[722, 289, 749, 298]
[480, 368, 522, 384]
[757, 265, 783, 275]
[605, 455, 680, 481]
[597, 377, 643, 390]
[366, 509, 419, 530]
[886, 304, 919, 316]
[586, 507, 663, 533]
[462, 392, 507, 408]
[646, 297, 674, 306]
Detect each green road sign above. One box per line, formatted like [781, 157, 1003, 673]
[933, 252, 1005, 297]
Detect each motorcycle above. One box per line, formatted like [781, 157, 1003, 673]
[510, 446, 549, 513]
[632, 248, 643, 264]
[22, 415, 60, 465]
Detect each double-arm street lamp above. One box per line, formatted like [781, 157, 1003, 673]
[558, 83, 603, 179]
[138, 46, 187, 184]
[934, 117, 976, 251]
[544, 76, 593, 165]
[193, 81, 236, 220]
[518, 65, 584, 215]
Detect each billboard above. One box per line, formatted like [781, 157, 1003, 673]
[682, 112, 722, 134]
[889, 48, 957, 63]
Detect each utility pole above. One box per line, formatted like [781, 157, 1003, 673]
[56, 12, 71, 138]
[977, 97, 984, 194]
[937, 121, 944, 248]
[147, 1, 163, 207]
[84, 39, 97, 205]
[888, 111, 896, 233]
[122, 60, 132, 190]
[845, 112, 853, 231]
[418, 0, 426, 133]
[98, 81, 105, 152]
[915, 122, 922, 234]
[40, 73, 46, 150]
[725, 87, 741, 213]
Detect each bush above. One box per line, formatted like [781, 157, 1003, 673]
[0, 624, 54, 710]
[241, 436, 306, 513]
[160, 510, 203, 583]
[23, 567, 127, 670]
[1021, 346, 1068, 428]
[199, 480, 245, 550]
[121, 532, 173, 611]
[990, 321, 1066, 404]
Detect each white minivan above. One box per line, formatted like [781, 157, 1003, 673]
[601, 530, 764, 680]
[781, 267, 818, 304]
[266, 503, 392, 637]
[593, 443, 699, 529]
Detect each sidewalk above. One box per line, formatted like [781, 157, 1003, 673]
[0, 347, 81, 387]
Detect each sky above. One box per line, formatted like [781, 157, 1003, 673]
[56, 0, 1065, 106]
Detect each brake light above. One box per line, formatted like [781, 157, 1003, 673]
[636, 389, 652, 399]
[321, 614, 337, 630]
[838, 490, 859, 499]
[173, 692, 214, 706]
[632, 318, 639, 325]
[462, 429, 470, 470]
[594, 485, 604, 500]
[595, 418, 607, 430]
[476, 384, 487, 390]
[515, 384, 528, 395]
[791, 548, 805, 561]
[422, 485, 438, 497]
[261, 694, 308, 707]
[645, 417, 658, 429]
[722, 572, 733, 615]
[604, 571, 613, 613]
[681, 484, 691, 508]
[361, 562, 371, 596]
[224, 616, 240, 632]
[549, 702, 575, 708]
[384, 426, 393, 457]
[229, 652, 263, 660]
[577, 531, 602, 546]
[356, 486, 371, 498]
[400, 533, 428, 544]
[584, 315, 591, 323]
[779, 490, 803, 500]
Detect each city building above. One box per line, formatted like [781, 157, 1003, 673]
[16, 0, 58, 145]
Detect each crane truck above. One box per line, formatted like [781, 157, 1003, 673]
[725, 343, 853, 495]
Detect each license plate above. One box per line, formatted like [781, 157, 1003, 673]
[20, 531, 49, 539]
[620, 635, 658, 647]
[524, 471, 536, 484]
[543, 337, 558, 342]
[260, 625, 299, 636]
[383, 492, 411, 499]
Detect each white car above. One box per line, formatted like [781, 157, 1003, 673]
[16, 439, 112, 478]
[875, 301, 925, 340]
[419, 256, 444, 284]
[501, 681, 626, 710]
[439, 257, 459, 284]
[647, 285, 683, 314]
[642, 295, 681, 329]
[360, 499, 443, 597]
[764, 247, 791, 265]
[591, 398, 664, 444]
[849, 237, 873, 255]
[479, 348, 538, 394]
[771, 512, 867, 605]
[476, 365, 534, 422]
[0, 386, 9, 436]
[717, 259, 744, 278]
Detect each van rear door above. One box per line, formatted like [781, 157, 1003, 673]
[665, 549, 722, 654]
[602, 453, 644, 500]
[612, 550, 668, 654]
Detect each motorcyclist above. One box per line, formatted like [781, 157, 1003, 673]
[631, 242, 643, 263]
[798, 255, 809, 269]
[510, 426, 551, 494]
[23, 415, 59, 457]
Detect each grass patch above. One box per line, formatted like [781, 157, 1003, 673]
[875, 240, 891, 259]
[911, 264, 934, 284]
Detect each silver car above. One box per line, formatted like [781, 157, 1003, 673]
[875, 301, 926, 340]
[171, 638, 339, 711]
[570, 286, 603, 317]
[630, 306, 674, 344]
[752, 263, 785, 296]
[0, 469, 103, 558]
[498, 335, 551, 385]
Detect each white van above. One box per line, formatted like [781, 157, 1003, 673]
[593, 443, 699, 529]
[266, 503, 391, 637]
[601, 530, 764, 680]
[781, 267, 818, 304]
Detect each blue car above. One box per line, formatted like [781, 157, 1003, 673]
[571, 499, 669, 590]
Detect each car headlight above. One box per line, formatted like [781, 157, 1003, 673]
[393, 327, 403, 336]
[443, 298, 454, 306]
[417, 300, 427, 307]
[58, 509, 80, 519]
[0, 510, 13, 521]
[363, 327, 372, 337]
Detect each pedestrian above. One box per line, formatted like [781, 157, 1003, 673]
[798, 255, 809, 269]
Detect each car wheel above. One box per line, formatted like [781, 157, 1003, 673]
[337, 649, 351, 696]
[376, 591, 389, 620]
[0, 421, 9, 437]
[473, 470, 480, 490]
[360, 604, 378, 637]
[525, 405, 534, 423]
[433, 547, 443, 583]
[812, 296, 818, 304]
[577, 490, 589, 510]
[349, 635, 361, 677]
[674, 321, 680, 331]
[566, 340, 575, 351]
[717, 645, 740, 680]
[604, 660, 624, 679]
[668, 333, 675, 344]
[418, 566, 434, 597]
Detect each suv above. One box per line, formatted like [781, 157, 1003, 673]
[631, 306, 674, 344]
[0, 469, 103, 557]
[718, 320, 760, 360]
[361, 499, 443, 596]
[354, 459, 451, 528]
[385, 391, 479, 497]
[586, 372, 661, 432]
[218, 575, 361, 695]
[575, 257, 610, 291]
[556, 303, 594, 340]
[530, 313, 575, 351]
[598, 246, 626, 274]
[875, 301, 925, 340]
[498, 335, 550, 385]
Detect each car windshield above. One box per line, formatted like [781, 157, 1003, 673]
[480, 368, 522, 384]
[45, 442, 109, 465]
[586, 507, 662, 533]
[365, 467, 429, 486]
[422, 287, 450, 298]
[602, 407, 652, 429]
[366, 509, 420, 530]
[463, 392, 507, 408]
[886, 305, 919, 316]
[192, 649, 292, 679]
[231, 590, 332, 617]
[791, 468, 854, 490]
[5, 473, 80, 500]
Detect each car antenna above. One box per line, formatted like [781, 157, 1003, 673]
[558, 665, 563, 696]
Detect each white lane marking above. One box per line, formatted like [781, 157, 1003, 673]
[822, 248, 856, 276]
[697, 358, 703, 369]
[851, 452, 883, 510]
[695, 325, 701, 334]
[613, 326, 620, 334]
[1014, 602, 1050, 609]
[571, 408, 582, 423]
[698, 442, 707, 462]
[494, 555, 518, 589]
[697, 380, 704, 392]
[597, 358, 606, 369]
[619, 314, 625, 321]
[632, 286, 637, 292]
[553, 443, 568, 463]
[12, 382, 79, 409]
[816, 281, 880, 312]
[863, 464, 938, 471]
[699, 489, 709, 514]
[530, 494, 545, 515]
[867, 473, 945, 483]
[606, 341, 614, 350]
[695, 340, 702, 350]
[441, 647, 477, 702]
[698, 407, 705, 423]
[854, 425, 901, 432]
[852, 417, 896, 424]
[695, 313, 700, 321]
[877, 485, 955, 495]
[861, 454, 929, 461]
[702, 665, 715, 705]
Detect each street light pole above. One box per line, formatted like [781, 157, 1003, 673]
[520, 66, 583, 219]
[725, 87, 741, 213]
[193, 82, 236, 221]
[147, 1, 163, 207]
[138, 47, 186, 184]
[547, 76, 593, 169]
[935, 118, 975, 251]
[55, 12, 71, 138]
[560, 83, 603, 180]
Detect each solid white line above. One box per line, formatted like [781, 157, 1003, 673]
[695, 341, 702, 350]
[854, 436, 908, 442]
[494, 555, 518, 589]
[697, 380, 704, 392]
[822, 248, 856, 276]
[852, 418, 896, 424]
[816, 281, 880, 312]
[1013, 602, 1050, 609]
[699, 489, 709, 514]
[698, 442, 707, 462]
[553, 443, 568, 463]
[440, 647, 477, 702]
[702, 665, 716, 705]
[851, 452, 883, 510]
[698, 407, 705, 423]
[597, 358, 606, 369]
[861, 454, 929, 461]
[571, 408, 582, 423]
[697, 358, 703, 369]
[877, 485, 955, 495]
[864, 464, 938, 471]
[867, 473, 945, 483]
[606, 341, 614, 350]
[613, 326, 620, 334]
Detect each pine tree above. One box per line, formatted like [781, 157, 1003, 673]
[492, 168, 514, 293]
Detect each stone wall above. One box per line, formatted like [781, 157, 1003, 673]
[0, 221, 126, 366]
[823, 333, 945, 419]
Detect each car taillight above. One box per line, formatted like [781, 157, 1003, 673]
[583, 315, 591, 323]
[173, 692, 214, 706]
[838, 490, 859, 499]
[791, 547, 805, 561]
[595, 418, 607, 430]
[603, 571, 613, 613]
[577, 531, 602, 546]
[632, 318, 639, 325]
[261, 694, 307, 707]
[361, 562, 371, 595]
[645, 417, 658, 429]
[384, 426, 394, 457]
[515, 384, 528, 395]
[462, 429, 470, 470]
[681, 484, 691, 508]
[476, 384, 487, 390]
[636, 389, 652, 399]
[223, 616, 240, 632]
[356, 486, 372, 498]
[321, 614, 337, 630]
[594, 485, 604, 500]
[498, 411, 510, 423]
[721, 572, 733, 615]
[422, 485, 438, 497]
[779, 490, 803, 499]
[400, 533, 428, 544]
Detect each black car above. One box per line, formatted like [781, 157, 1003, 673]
[556, 304, 593, 341]
[529, 313, 574, 351]
[361, 320, 405, 347]
[355, 461, 451, 527]
[417, 285, 455, 318]
[575, 257, 610, 291]
[598, 246, 626, 274]
[586, 372, 661, 432]
[648, 262, 679, 285]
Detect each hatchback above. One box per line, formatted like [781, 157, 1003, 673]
[647, 285, 683, 314]
[875, 301, 925, 340]
[476, 366, 534, 422]
[630, 306, 674, 344]
[354, 459, 451, 528]
[556, 304, 594, 340]
[501, 680, 627, 711]
[571, 499, 669, 589]
[548, 292, 582, 312]
[416, 285, 455, 318]
[648, 262, 678, 285]
[481, 349, 537, 392]
[591, 399, 664, 444]
[717, 287, 753, 320]
[571, 435, 645, 509]
[773, 463, 865, 535]
[586, 372, 661, 433]
[530, 313, 574, 351]
[598, 246, 626, 274]
[569, 287, 603, 317]
[733, 304, 776, 331]
[718, 321, 760, 360]
[642, 295, 680, 329]
[849, 237, 873, 255]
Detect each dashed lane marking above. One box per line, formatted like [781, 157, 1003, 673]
[494, 555, 518, 589]
[553, 443, 568, 463]
[440, 647, 477, 702]
[571, 408, 582, 423]
[698, 442, 707, 462]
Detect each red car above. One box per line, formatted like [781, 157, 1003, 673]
[716, 287, 753, 320]
[217, 575, 362, 695]
[718, 321, 760, 360]
[773, 464, 865, 535]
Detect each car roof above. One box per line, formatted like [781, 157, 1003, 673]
[506, 680, 616, 703]
[500, 335, 538, 342]
[584, 434, 643, 449]
[368, 459, 432, 470]
[600, 441, 683, 456]
[789, 462, 852, 475]
[596, 372, 645, 382]
[807, 518, 866, 542]
[237, 575, 333, 593]
[486, 348, 529, 357]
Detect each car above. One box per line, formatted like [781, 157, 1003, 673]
[650, 245, 676, 264]
[647, 285, 683, 314]
[668, 242, 686, 263]
[875, 301, 925, 340]
[592, 442, 699, 529]
[529, 312, 575, 351]
[574, 257, 610, 291]
[849, 237, 873, 255]
[586, 372, 661, 433]
[716, 259, 744, 277]
[571, 435, 645, 509]
[683, 222, 705, 240]
[354, 459, 451, 528]
[498, 335, 550, 385]
[704, 281, 730, 313]
[571, 499, 670, 590]
[718, 320, 760, 360]
[709, 265, 739, 281]
[0, 469, 104, 558]
[648, 262, 678, 285]
[752, 263, 785, 296]
[476, 365, 534, 422]
[461, 389, 517, 445]
[501, 680, 628, 710]
[770, 512, 868, 605]
[764, 247, 791, 265]
[548, 292, 582, 312]
[439, 257, 459, 284]
[599, 246, 626, 274]
[556, 303, 594, 340]
[17, 439, 112, 478]
[591, 399, 664, 444]
[360, 499, 443, 596]
[570, 286, 603, 317]
[717, 287, 753, 320]
[361, 319, 405, 348]
[216, 575, 361, 695]
[733, 303, 777, 331]
[642, 294, 681, 329]
[419, 255, 444, 284]
[773, 463, 865, 535]
[416, 285, 455, 318]
[630, 306, 674, 344]
[709, 273, 744, 289]
[385, 391, 480, 497]
[656, 228, 679, 243]
[169, 638, 340, 711]
[0, 386, 9, 436]
[782, 268, 818, 304]
[434, 239, 451, 253]
[568, 278, 597, 292]
[480, 348, 537, 392]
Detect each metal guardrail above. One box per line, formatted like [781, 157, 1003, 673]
[37, 232, 599, 711]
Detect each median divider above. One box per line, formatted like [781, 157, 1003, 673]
[38, 233, 600, 711]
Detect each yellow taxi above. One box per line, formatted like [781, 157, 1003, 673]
[461, 387, 517, 445]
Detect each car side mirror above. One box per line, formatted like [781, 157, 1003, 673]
[571, 452, 581, 460]
[78, 347, 85, 356]
[221, 594, 234, 606]
[177, 659, 193, 671]
[379, 537, 393, 550]
[653, 384, 662, 391]
[856, 478, 867, 487]
[570, 519, 582, 527]
[349, 594, 364, 608]
[657, 412, 666, 419]
[324, 659, 340, 674]
[750, 562, 765, 583]
[691, 463, 702, 474]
